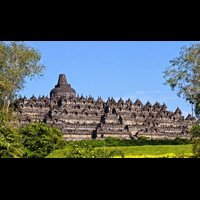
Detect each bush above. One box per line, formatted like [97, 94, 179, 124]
[0, 111, 25, 158]
[171, 137, 190, 145]
[0, 126, 25, 158]
[61, 136, 191, 150]
[105, 137, 122, 146]
[71, 139, 105, 148]
[66, 142, 125, 158]
[103, 136, 190, 147]
[19, 122, 66, 158]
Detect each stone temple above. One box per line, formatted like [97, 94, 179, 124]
[13, 74, 196, 141]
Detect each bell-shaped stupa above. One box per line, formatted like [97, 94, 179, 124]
[50, 74, 76, 98]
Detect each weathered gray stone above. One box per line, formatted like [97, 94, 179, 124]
[13, 74, 196, 141]
[50, 74, 76, 98]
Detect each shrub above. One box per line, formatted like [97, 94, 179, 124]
[19, 122, 66, 158]
[0, 126, 24, 158]
[66, 142, 125, 158]
[64, 137, 191, 149]
[105, 137, 122, 146]
[102, 136, 190, 147]
[0, 111, 25, 158]
[172, 137, 190, 145]
[72, 139, 105, 148]
[0, 121, 67, 158]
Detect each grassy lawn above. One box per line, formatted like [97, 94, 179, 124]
[46, 147, 71, 158]
[96, 145, 193, 158]
[46, 144, 193, 158]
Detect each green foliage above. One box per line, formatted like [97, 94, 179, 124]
[0, 121, 67, 158]
[19, 122, 66, 158]
[194, 93, 200, 118]
[0, 112, 5, 128]
[189, 123, 200, 139]
[0, 111, 24, 158]
[172, 137, 190, 145]
[66, 142, 125, 158]
[163, 43, 200, 108]
[0, 125, 24, 158]
[100, 136, 190, 147]
[189, 123, 200, 157]
[103, 136, 149, 146]
[192, 139, 200, 158]
[71, 139, 105, 147]
[104, 137, 122, 146]
[138, 136, 147, 141]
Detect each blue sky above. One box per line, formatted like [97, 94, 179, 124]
[20, 41, 200, 117]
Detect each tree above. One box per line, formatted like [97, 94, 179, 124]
[163, 43, 200, 117]
[0, 41, 45, 113]
[189, 123, 200, 158]
[194, 93, 200, 118]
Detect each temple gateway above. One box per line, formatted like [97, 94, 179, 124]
[13, 74, 196, 141]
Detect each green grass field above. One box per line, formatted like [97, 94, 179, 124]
[46, 144, 194, 158]
[97, 145, 193, 158]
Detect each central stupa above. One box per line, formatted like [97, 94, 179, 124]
[50, 74, 76, 98]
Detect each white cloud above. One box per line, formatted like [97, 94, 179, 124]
[135, 90, 147, 95]
[134, 90, 161, 95]
[155, 96, 178, 102]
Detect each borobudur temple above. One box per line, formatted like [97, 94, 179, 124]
[13, 74, 196, 141]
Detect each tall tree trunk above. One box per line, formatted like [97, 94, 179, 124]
[6, 100, 10, 113]
[3, 99, 6, 113]
[3, 96, 8, 113]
